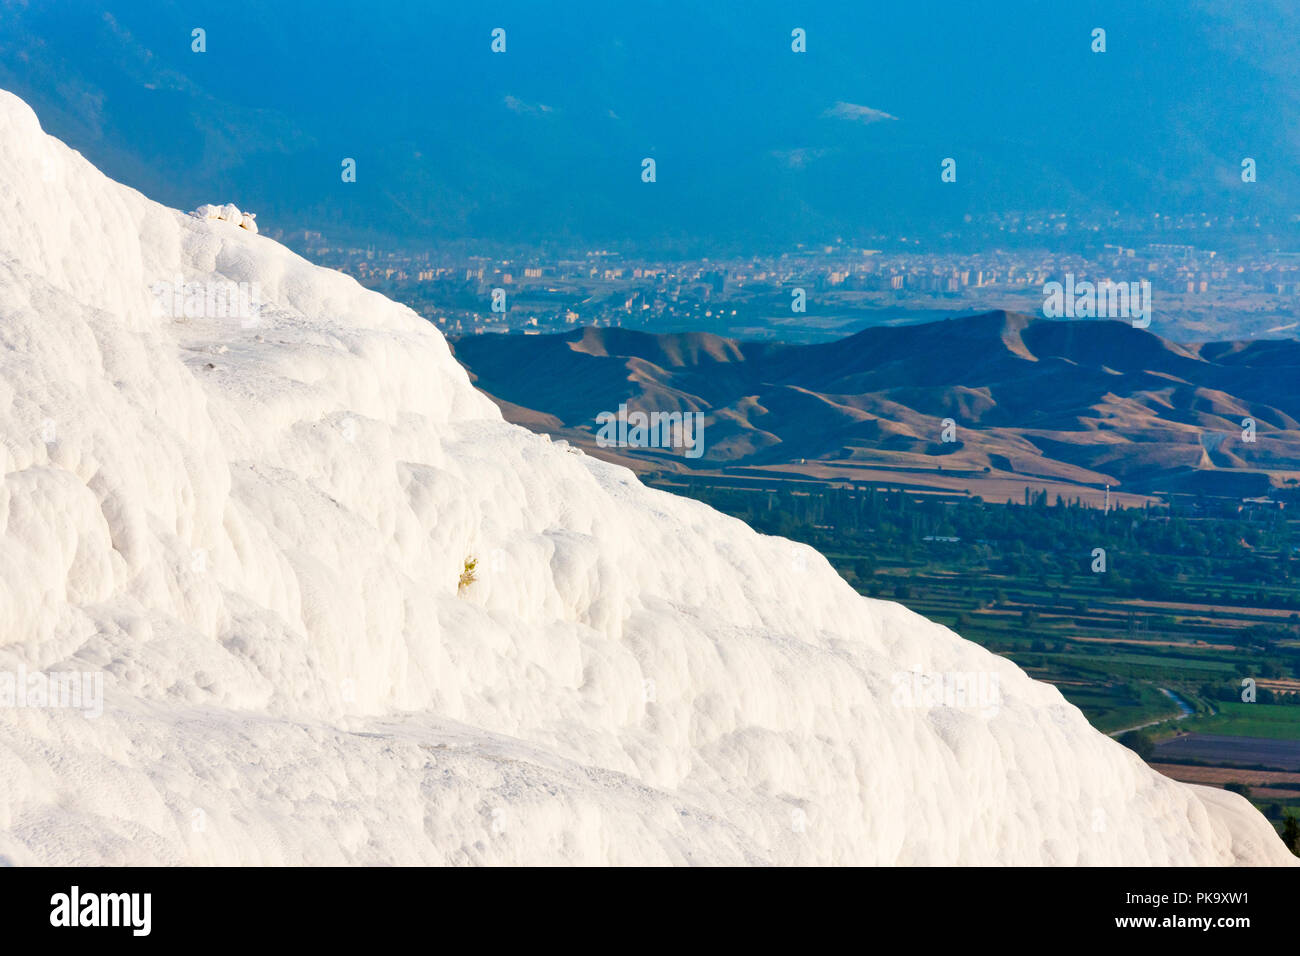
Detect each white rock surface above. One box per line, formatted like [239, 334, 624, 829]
[190, 202, 256, 231]
[0, 88, 1291, 865]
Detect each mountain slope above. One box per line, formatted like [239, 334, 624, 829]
[0, 89, 1291, 865]
[452, 315, 1300, 494]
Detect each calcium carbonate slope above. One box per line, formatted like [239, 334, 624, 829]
[0, 89, 1290, 865]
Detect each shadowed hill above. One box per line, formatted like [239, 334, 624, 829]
[451, 311, 1300, 497]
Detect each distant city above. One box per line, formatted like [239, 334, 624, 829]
[273, 209, 1300, 344]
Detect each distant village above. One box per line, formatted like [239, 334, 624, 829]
[274, 209, 1300, 343]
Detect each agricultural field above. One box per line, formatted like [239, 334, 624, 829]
[1177, 702, 1300, 741]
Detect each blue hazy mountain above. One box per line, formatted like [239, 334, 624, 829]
[3, 0, 1296, 252]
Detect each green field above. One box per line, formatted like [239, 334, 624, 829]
[1178, 701, 1300, 741]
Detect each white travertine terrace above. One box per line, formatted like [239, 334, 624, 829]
[0, 89, 1291, 865]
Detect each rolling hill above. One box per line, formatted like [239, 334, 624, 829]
[452, 313, 1300, 502]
